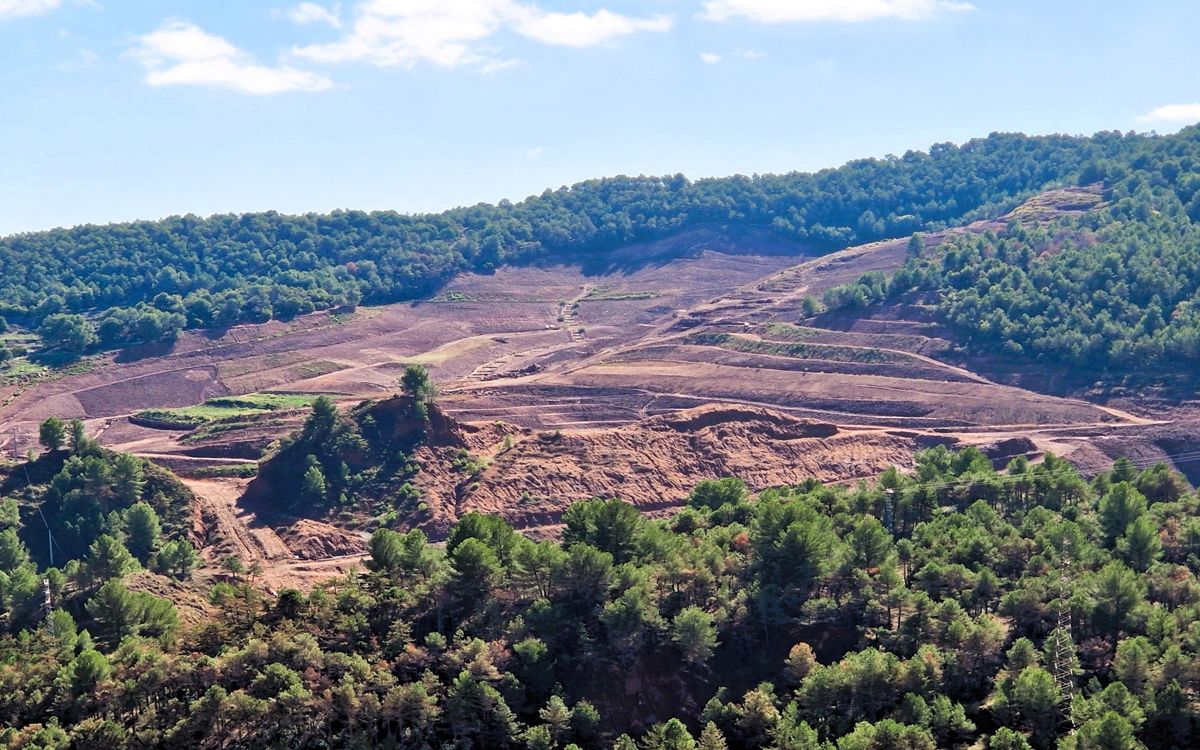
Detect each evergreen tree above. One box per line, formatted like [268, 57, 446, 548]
[697, 722, 728, 750]
[300, 455, 327, 506]
[68, 419, 88, 454]
[1099, 484, 1148, 548]
[155, 539, 199, 579]
[123, 502, 161, 563]
[672, 606, 719, 668]
[67, 649, 111, 694]
[85, 534, 138, 583]
[400, 364, 438, 404]
[38, 417, 65, 453]
[1116, 515, 1162, 572]
[111, 454, 145, 505]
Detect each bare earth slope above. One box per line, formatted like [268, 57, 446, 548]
[4, 186, 1198, 590]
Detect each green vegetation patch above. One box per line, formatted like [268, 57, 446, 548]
[689, 332, 909, 365]
[763, 322, 819, 341]
[134, 393, 319, 429]
[584, 286, 663, 301]
[192, 463, 259, 478]
[181, 417, 294, 444]
[0, 359, 45, 381]
[427, 291, 478, 303]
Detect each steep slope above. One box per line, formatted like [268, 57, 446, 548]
[241, 397, 1043, 540]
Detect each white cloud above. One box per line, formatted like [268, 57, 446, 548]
[480, 57, 522, 73]
[284, 2, 342, 28]
[701, 0, 973, 23]
[294, 0, 672, 69]
[701, 50, 767, 64]
[1138, 103, 1200, 125]
[0, 0, 61, 18]
[294, 0, 512, 68]
[134, 21, 332, 95]
[513, 8, 672, 48]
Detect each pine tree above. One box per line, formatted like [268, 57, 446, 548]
[112, 454, 145, 505]
[539, 696, 571, 744]
[123, 502, 161, 563]
[155, 539, 199, 579]
[698, 722, 728, 750]
[85, 534, 139, 583]
[38, 417, 65, 453]
[907, 232, 926, 258]
[300, 455, 327, 506]
[1116, 515, 1162, 572]
[400, 364, 438, 404]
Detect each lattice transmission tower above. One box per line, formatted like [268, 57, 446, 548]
[1048, 537, 1078, 732]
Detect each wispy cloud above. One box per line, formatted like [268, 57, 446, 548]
[1138, 103, 1200, 125]
[0, 0, 61, 19]
[701, 49, 767, 64]
[283, 2, 342, 28]
[294, 0, 672, 70]
[57, 47, 98, 71]
[701, 0, 973, 24]
[133, 21, 332, 95]
[514, 8, 672, 48]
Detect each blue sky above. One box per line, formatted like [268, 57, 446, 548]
[1, 0, 1198, 235]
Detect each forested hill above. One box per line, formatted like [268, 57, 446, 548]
[820, 124, 1200, 374]
[1, 130, 1154, 351]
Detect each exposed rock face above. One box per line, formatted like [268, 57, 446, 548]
[410, 403, 941, 535]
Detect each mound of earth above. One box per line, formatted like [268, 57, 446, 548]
[403, 403, 953, 535]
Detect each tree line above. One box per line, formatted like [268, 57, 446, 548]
[5, 130, 1155, 352]
[0, 406, 1196, 748]
[820, 125, 1200, 374]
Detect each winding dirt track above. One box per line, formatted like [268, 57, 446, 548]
[185, 477, 293, 563]
[184, 476, 370, 592]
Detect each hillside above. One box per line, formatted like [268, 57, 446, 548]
[239, 397, 956, 539]
[1, 177, 1193, 486]
[1, 126, 1200, 749]
[0, 130, 1154, 357]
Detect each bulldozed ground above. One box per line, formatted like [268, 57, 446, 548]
[5, 186, 1198, 592]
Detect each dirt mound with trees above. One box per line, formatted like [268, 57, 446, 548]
[405, 403, 950, 535]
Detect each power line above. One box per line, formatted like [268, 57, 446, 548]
[20, 458, 65, 567]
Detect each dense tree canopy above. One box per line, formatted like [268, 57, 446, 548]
[0, 421, 1197, 747]
[821, 125, 1200, 374]
[0, 130, 1153, 351]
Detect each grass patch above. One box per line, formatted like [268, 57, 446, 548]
[135, 393, 319, 429]
[182, 417, 295, 444]
[0, 359, 45, 381]
[763, 323, 819, 342]
[688, 333, 911, 365]
[584, 286, 663, 301]
[193, 463, 259, 478]
[428, 291, 478, 303]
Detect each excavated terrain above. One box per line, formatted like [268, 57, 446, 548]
[5, 185, 1198, 592]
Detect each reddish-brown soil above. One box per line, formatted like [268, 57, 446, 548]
[446, 404, 941, 533]
[4, 186, 1195, 592]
